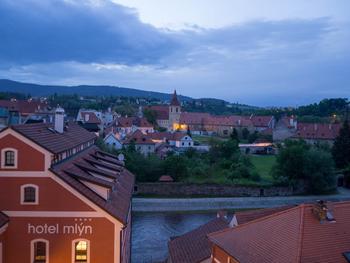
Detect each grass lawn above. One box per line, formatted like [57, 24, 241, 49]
[250, 155, 276, 183]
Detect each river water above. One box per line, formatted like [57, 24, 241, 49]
[131, 211, 217, 263]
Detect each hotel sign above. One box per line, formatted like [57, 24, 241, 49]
[27, 220, 93, 236]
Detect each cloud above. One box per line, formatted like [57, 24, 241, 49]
[0, 0, 178, 65]
[0, 0, 349, 106]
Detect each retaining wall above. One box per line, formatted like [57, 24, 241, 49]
[135, 182, 302, 197]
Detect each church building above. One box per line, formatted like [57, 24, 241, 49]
[148, 90, 183, 131]
[0, 108, 134, 263]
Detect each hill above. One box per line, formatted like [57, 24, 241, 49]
[0, 79, 192, 102]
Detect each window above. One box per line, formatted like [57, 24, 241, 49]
[31, 239, 48, 263]
[21, 184, 39, 205]
[5, 151, 15, 166]
[73, 239, 89, 263]
[1, 148, 18, 169]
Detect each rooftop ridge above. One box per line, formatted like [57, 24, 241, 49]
[208, 204, 302, 239]
[296, 204, 306, 262]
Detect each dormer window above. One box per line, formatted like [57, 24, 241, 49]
[1, 148, 18, 169]
[21, 184, 39, 205]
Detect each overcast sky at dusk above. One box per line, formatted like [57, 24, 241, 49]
[0, 0, 349, 106]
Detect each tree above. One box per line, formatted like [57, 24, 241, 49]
[187, 126, 192, 137]
[163, 155, 188, 181]
[273, 140, 336, 194]
[242, 128, 250, 140]
[272, 140, 308, 186]
[332, 120, 350, 169]
[143, 108, 158, 126]
[304, 148, 336, 194]
[209, 138, 239, 162]
[248, 131, 259, 143]
[230, 128, 239, 141]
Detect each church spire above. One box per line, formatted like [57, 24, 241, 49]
[170, 90, 180, 106]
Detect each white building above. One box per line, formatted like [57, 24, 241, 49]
[104, 132, 123, 150]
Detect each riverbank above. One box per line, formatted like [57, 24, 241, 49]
[132, 187, 350, 212]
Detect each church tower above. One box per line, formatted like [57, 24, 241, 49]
[169, 90, 181, 130]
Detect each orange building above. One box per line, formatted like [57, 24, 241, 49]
[209, 201, 350, 263]
[0, 108, 134, 263]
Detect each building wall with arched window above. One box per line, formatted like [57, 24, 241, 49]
[0, 134, 45, 171]
[3, 217, 116, 263]
[31, 239, 49, 263]
[21, 184, 39, 205]
[0, 126, 132, 263]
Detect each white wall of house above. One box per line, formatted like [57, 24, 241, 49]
[174, 136, 194, 148]
[157, 119, 169, 129]
[135, 144, 156, 155]
[104, 134, 123, 150]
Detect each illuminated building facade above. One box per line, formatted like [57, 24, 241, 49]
[0, 109, 134, 263]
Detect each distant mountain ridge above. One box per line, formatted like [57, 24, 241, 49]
[0, 79, 192, 101]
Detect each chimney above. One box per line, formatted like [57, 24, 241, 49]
[314, 123, 318, 131]
[229, 214, 238, 228]
[312, 200, 336, 223]
[217, 210, 228, 219]
[54, 107, 65, 133]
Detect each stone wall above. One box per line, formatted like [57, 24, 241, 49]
[135, 183, 302, 197]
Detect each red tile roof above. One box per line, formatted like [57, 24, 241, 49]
[170, 90, 181, 106]
[149, 132, 189, 142]
[209, 202, 350, 263]
[116, 117, 152, 128]
[0, 211, 9, 228]
[179, 113, 252, 127]
[52, 146, 134, 225]
[169, 217, 229, 263]
[293, 122, 341, 140]
[80, 111, 101, 124]
[159, 175, 174, 182]
[179, 112, 211, 125]
[11, 122, 96, 154]
[0, 99, 49, 115]
[147, 106, 169, 120]
[124, 130, 155, 145]
[204, 115, 252, 127]
[168, 206, 293, 263]
[250, 115, 274, 127]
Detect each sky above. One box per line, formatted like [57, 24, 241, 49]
[0, 0, 349, 106]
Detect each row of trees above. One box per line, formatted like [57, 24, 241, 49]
[97, 119, 350, 194]
[103, 136, 261, 184]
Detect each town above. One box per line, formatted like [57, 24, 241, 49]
[0, 88, 350, 262]
[1, 0, 350, 262]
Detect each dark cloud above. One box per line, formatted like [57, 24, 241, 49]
[0, 0, 333, 66]
[0, 0, 348, 106]
[0, 0, 178, 65]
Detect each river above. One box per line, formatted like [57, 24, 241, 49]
[131, 211, 217, 263]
